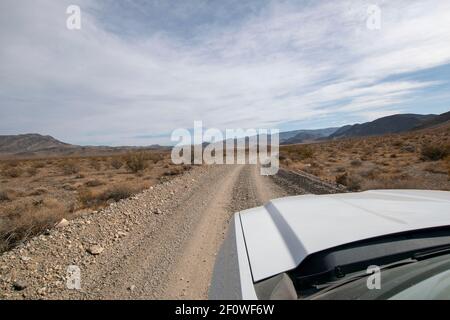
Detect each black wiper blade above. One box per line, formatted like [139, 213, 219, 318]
[313, 258, 418, 293]
[413, 245, 450, 260]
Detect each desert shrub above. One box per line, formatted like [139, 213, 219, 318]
[101, 185, 135, 202]
[335, 166, 346, 173]
[147, 152, 163, 164]
[60, 161, 80, 175]
[335, 172, 361, 191]
[359, 168, 379, 180]
[110, 158, 123, 170]
[350, 159, 362, 167]
[421, 144, 449, 161]
[32, 161, 46, 169]
[78, 184, 140, 208]
[279, 153, 287, 161]
[28, 188, 48, 196]
[85, 179, 104, 187]
[392, 140, 403, 147]
[90, 159, 102, 171]
[336, 172, 348, 186]
[346, 175, 362, 191]
[2, 167, 22, 178]
[0, 190, 10, 202]
[296, 146, 314, 160]
[124, 152, 147, 173]
[163, 167, 182, 176]
[424, 163, 448, 174]
[77, 188, 97, 208]
[26, 166, 38, 176]
[5, 160, 19, 168]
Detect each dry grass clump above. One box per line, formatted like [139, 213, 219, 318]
[335, 172, 362, 191]
[84, 179, 104, 187]
[78, 183, 144, 208]
[110, 158, 123, 170]
[89, 158, 102, 171]
[350, 159, 362, 167]
[0, 198, 66, 252]
[60, 160, 80, 175]
[0, 190, 11, 202]
[2, 167, 22, 178]
[147, 152, 164, 164]
[26, 166, 39, 176]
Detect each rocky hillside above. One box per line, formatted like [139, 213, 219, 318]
[328, 113, 445, 139]
[0, 134, 72, 154]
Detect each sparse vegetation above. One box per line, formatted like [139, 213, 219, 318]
[124, 152, 148, 173]
[60, 161, 80, 175]
[78, 184, 142, 208]
[2, 167, 22, 178]
[0, 198, 66, 252]
[26, 166, 38, 176]
[89, 159, 102, 171]
[110, 158, 123, 170]
[281, 122, 450, 191]
[420, 144, 449, 161]
[0, 190, 10, 202]
[0, 150, 188, 253]
[85, 179, 104, 187]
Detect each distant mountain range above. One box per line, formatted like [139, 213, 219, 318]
[1, 110, 449, 157]
[280, 110, 450, 144]
[0, 134, 168, 158]
[279, 127, 339, 144]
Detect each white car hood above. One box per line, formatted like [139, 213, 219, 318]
[239, 190, 450, 282]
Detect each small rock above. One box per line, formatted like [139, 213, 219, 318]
[21, 256, 31, 262]
[13, 280, 28, 291]
[154, 208, 162, 215]
[128, 285, 136, 291]
[87, 245, 104, 255]
[38, 287, 47, 296]
[55, 218, 69, 228]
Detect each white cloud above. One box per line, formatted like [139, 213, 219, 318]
[0, 0, 449, 145]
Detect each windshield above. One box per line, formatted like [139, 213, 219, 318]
[285, 228, 450, 299]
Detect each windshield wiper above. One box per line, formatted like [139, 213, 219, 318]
[312, 258, 418, 293]
[413, 245, 450, 260]
[309, 247, 450, 297]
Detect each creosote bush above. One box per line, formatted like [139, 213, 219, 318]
[421, 144, 449, 161]
[110, 158, 123, 170]
[60, 160, 80, 175]
[124, 152, 148, 173]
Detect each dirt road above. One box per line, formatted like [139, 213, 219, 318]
[0, 164, 328, 300]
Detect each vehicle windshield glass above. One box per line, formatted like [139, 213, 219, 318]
[287, 227, 450, 299]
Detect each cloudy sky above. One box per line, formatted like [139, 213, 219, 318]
[1, 0, 450, 146]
